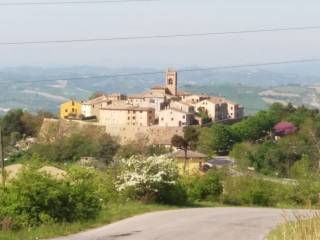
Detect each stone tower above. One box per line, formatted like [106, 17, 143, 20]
[165, 69, 178, 96]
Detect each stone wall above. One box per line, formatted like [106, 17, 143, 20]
[40, 118, 184, 145]
[39, 118, 103, 142]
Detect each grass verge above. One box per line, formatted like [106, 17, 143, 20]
[268, 212, 320, 240]
[0, 202, 177, 240]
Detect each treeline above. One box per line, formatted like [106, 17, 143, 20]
[0, 109, 54, 142]
[195, 103, 320, 178]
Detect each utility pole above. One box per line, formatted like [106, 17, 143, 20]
[0, 129, 5, 187]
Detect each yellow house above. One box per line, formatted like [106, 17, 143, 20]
[171, 150, 208, 175]
[60, 99, 82, 119]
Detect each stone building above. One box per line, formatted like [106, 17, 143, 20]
[195, 98, 228, 121]
[181, 94, 210, 105]
[158, 108, 193, 127]
[224, 100, 244, 119]
[81, 94, 127, 119]
[169, 100, 195, 113]
[127, 70, 179, 117]
[99, 104, 155, 127]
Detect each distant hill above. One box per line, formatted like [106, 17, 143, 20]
[1, 66, 320, 115]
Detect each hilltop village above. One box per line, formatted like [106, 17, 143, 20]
[56, 70, 244, 145]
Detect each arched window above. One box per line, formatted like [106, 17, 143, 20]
[168, 78, 173, 85]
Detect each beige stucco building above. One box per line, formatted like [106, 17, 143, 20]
[181, 94, 210, 105]
[195, 98, 228, 121]
[158, 108, 193, 127]
[169, 100, 195, 113]
[99, 104, 155, 127]
[81, 94, 127, 119]
[195, 97, 244, 121]
[225, 100, 244, 119]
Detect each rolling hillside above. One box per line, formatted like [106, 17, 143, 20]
[1, 66, 320, 115]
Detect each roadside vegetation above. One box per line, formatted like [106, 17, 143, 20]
[1, 103, 320, 238]
[268, 213, 320, 240]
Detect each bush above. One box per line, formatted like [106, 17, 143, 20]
[116, 155, 180, 204]
[223, 176, 294, 207]
[29, 130, 119, 164]
[181, 171, 223, 202]
[0, 167, 103, 228]
[156, 182, 188, 206]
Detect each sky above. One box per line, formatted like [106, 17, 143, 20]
[1, 0, 320, 68]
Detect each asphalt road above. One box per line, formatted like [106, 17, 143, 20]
[51, 208, 313, 240]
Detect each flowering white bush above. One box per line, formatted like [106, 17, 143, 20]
[116, 155, 179, 196]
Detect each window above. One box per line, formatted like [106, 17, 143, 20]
[161, 118, 164, 121]
[128, 117, 130, 120]
[183, 115, 186, 119]
[171, 118, 174, 121]
[168, 78, 173, 85]
[133, 116, 136, 120]
[65, 109, 68, 113]
[72, 108, 74, 112]
[140, 111, 143, 113]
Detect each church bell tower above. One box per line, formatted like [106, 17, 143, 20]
[165, 69, 178, 96]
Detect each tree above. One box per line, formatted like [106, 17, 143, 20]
[116, 155, 179, 202]
[198, 124, 235, 155]
[171, 127, 199, 173]
[231, 111, 277, 142]
[1, 109, 24, 136]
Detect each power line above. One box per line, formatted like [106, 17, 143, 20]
[0, 58, 319, 85]
[1, 25, 320, 46]
[0, 0, 157, 6]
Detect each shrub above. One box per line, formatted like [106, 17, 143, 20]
[116, 155, 180, 204]
[29, 130, 119, 164]
[223, 176, 294, 207]
[156, 182, 188, 206]
[181, 171, 223, 202]
[0, 167, 102, 228]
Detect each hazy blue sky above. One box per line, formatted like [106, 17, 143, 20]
[1, 0, 320, 68]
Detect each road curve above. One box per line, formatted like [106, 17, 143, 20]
[51, 208, 313, 240]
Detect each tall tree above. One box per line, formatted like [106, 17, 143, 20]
[171, 126, 199, 173]
[198, 124, 235, 155]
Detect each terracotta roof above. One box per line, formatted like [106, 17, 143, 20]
[151, 85, 167, 90]
[128, 90, 169, 99]
[83, 95, 109, 105]
[177, 91, 191, 96]
[170, 100, 193, 107]
[208, 97, 226, 104]
[160, 107, 192, 114]
[101, 104, 154, 111]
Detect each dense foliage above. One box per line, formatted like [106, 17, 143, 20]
[28, 129, 119, 164]
[0, 167, 103, 228]
[181, 170, 223, 201]
[0, 109, 54, 140]
[116, 155, 186, 204]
